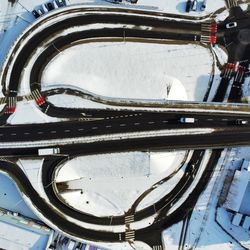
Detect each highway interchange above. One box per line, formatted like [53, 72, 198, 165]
[0, 2, 249, 249]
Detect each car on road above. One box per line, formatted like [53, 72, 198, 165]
[226, 22, 237, 29]
[186, 164, 195, 173]
[32, 10, 40, 18]
[180, 117, 195, 123]
[235, 119, 248, 125]
[38, 147, 60, 155]
[185, 0, 192, 12]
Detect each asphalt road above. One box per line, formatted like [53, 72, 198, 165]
[2, 10, 201, 96]
[0, 3, 249, 249]
[41, 151, 204, 226]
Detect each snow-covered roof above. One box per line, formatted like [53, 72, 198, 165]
[224, 170, 250, 213]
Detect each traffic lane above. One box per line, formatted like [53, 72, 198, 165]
[134, 151, 205, 222]
[0, 150, 212, 245]
[0, 127, 249, 157]
[155, 151, 204, 218]
[31, 28, 197, 87]
[0, 159, 124, 242]
[136, 150, 222, 247]
[57, 129, 250, 155]
[46, 150, 204, 226]
[7, 15, 200, 94]
[128, 151, 190, 214]
[0, 114, 249, 142]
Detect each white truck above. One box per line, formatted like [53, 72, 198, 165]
[180, 117, 195, 123]
[38, 148, 60, 156]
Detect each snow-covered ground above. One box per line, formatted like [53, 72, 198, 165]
[42, 42, 213, 102]
[0, 172, 52, 250]
[55, 151, 187, 216]
[0, 1, 249, 250]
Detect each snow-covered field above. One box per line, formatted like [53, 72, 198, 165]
[55, 151, 187, 216]
[42, 42, 213, 102]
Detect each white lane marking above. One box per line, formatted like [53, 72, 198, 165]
[78, 128, 84, 131]
[120, 124, 126, 127]
[92, 127, 98, 130]
[106, 125, 112, 128]
[24, 132, 30, 135]
[38, 132, 43, 134]
[11, 133, 16, 136]
[64, 130, 70, 133]
[148, 121, 155, 124]
[50, 131, 56, 134]
[134, 123, 140, 125]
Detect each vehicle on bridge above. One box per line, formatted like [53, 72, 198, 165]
[38, 148, 60, 156]
[180, 117, 195, 123]
[235, 119, 248, 125]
